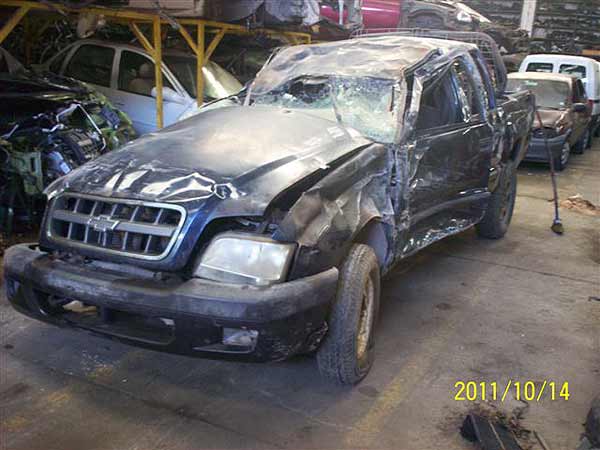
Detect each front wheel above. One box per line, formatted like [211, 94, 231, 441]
[573, 128, 590, 154]
[476, 162, 517, 239]
[553, 140, 571, 171]
[317, 244, 380, 385]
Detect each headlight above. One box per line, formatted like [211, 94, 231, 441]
[193, 233, 296, 286]
[555, 123, 567, 135]
[456, 10, 473, 23]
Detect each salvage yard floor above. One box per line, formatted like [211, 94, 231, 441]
[1, 142, 599, 450]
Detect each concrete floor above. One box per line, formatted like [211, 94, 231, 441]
[1, 141, 599, 450]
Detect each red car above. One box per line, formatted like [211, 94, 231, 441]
[321, 0, 403, 29]
[321, 0, 490, 31]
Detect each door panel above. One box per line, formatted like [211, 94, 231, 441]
[63, 44, 115, 98]
[402, 56, 493, 255]
[570, 80, 590, 143]
[114, 50, 188, 134]
[409, 123, 491, 217]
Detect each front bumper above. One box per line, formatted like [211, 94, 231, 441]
[524, 135, 566, 163]
[4, 244, 338, 362]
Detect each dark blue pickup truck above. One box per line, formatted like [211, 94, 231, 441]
[4, 34, 534, 384]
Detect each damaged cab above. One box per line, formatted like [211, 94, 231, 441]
[4, 35, 534, 384]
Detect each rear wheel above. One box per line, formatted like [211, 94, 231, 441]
[317, 244, 380, 385]
[408, 14, 444, 29]
[476, 162, 517, 239]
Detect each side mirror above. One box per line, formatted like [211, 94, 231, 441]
[572, 103, 588, 114]
[151, 86, 187, 105]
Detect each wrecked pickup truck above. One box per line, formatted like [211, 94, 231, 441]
[4, 34, 534, 384]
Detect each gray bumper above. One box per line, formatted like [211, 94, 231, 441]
[524, 135, 566, 163]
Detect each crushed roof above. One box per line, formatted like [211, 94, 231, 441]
[252, 35, 475, 93]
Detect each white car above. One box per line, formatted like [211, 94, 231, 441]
[520, 54, 600, 142]
[42, 40, 243, 135]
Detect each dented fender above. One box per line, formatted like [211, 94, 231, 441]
[273, 143, 396, 278]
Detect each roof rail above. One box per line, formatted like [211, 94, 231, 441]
[352, 28, 507, 93]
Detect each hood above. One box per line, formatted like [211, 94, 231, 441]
[534, 108, 570, 129]
[0, 71, 90, 97]
[47, 105, 371, 215]
[0, 74, 85, 133]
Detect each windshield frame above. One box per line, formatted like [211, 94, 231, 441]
[163, 55, 242, 100]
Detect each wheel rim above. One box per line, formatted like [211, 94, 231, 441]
[561, 142, 570, 166]
[356, 276, 375, 359]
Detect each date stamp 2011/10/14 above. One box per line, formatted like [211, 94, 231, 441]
[454, 380, 570, 402]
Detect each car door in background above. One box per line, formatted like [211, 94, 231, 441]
[62, 44, 115, 99]
[115, 50, 189, 134]
[569, 78, 591, 145]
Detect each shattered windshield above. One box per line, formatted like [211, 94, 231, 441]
[250, 75, 399, 143]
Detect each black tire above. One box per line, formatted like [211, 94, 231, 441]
[408, 14, 444, 29]
[586, 395, 600, 447]
[317, 244, 380, 385]
[476, 162, 517, 239]
[553, 140, 570, 171]
[573, 128, 590, 154]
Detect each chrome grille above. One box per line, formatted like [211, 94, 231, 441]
[47, 194, 186, 260]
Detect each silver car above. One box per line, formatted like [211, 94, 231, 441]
[43, 39, 243, 135]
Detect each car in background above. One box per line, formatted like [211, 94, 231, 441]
[321, 0, 491, 30]
[520, 54, 600, 142]
[42, 40, 243, 135]
[507, 72, 591, 170]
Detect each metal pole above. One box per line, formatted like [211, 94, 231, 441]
[0, 5, 30, 45]
[153, 17, 163, 129]
[197, 23, 205, 107]
[519, 0, 537, 36]
[536, 110, 564, 235]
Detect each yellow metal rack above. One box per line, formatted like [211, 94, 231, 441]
[0, 0, 311, 128]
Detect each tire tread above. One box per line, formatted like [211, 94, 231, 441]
[317, 244, 380, 385]
[476, 162, 517, 239]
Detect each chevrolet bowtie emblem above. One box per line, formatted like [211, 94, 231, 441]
[87, 215, 120, 233]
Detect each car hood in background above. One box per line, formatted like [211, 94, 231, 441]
[0, 71, 91, 96]
[46, 105, 372, 216]
[534, 108, 570, 130]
